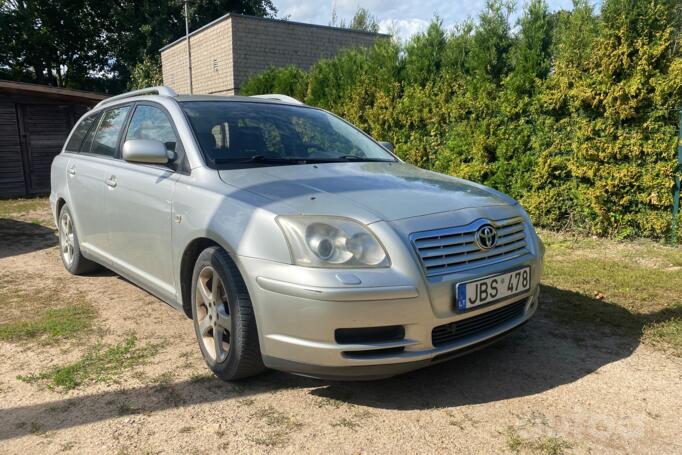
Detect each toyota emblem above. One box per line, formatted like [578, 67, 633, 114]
[475, 225, 497, 250]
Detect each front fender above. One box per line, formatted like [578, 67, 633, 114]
[171, 169, 295, 305]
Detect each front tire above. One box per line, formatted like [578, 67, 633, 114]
[191, 246, 265, 380]
[58, 205, 100, 275]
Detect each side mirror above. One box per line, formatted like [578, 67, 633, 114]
[379, 141, 394, 153]
[122, 139, 169, 164]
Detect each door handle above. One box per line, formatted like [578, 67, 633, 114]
[105, 176, 117, 188]
[68, 166, 76, 177]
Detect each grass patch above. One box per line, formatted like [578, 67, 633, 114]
[152, 371, 184, 406]
[238, 397, 255, 407]
[0, 197, 53, 227]
[18, 336, 160, 391]
[0, 304, 95, 342]
[540, 230, 682, 355]
[249, 405, 303, 447]
[445, 410, 481, 430]
[331, 417, 360, 431]
[178, 350, 195, 368]
[642, 318, 682, 354]
[116, 403, 142, 416]
[505, 427, 573, 455]
[29, 421, 43, 435]
[330, 409, 373, 431]
[250, 429, 292, 448]
[0, 273, 95, 344]
[316, 395, 352, 409]
[0, 197, 48, 218]
[152, 371, 174, 387]
[60, 441, 76, 451]
[189, 371, 214, 384]
[252, 405, 297, 427]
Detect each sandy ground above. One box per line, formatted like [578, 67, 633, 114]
[0, 205, 681, 454]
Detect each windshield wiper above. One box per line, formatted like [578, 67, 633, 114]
[212, 155, 395, 166]
[213, 155, 302, 165]
[329, 155, 395, 162]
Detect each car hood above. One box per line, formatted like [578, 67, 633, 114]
[218, 162, 515, 223]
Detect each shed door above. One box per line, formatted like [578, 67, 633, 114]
[19, 104, 73, 194]
[0, 103, 25, 197]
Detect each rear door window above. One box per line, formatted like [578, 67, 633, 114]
[65, 113, 98, 153]
[90, 106, 130, 157]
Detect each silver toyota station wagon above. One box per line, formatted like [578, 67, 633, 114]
[50, 86, 544, 380]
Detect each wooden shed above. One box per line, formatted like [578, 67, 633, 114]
[0, 80, 107, 198]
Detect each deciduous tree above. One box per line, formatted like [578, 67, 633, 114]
[0, 0, 277, 92]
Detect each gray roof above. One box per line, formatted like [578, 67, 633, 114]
[0, 79, 107, 104]
[160, 13, 389, 52]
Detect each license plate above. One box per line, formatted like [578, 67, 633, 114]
[456, 267, 531, 311]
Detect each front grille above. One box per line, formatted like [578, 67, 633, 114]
[431, 299, 526, 347]
[411, 217, 529, 277]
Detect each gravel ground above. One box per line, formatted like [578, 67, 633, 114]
[0, 201, 681, 454]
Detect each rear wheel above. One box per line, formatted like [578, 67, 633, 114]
[191, 246, 265, 380]
[58, 205, 100, 275]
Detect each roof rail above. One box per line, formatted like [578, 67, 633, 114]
[96, 86, 177, 108]
[250, 94, 303, 105]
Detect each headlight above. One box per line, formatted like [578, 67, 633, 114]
[276, 216, 390, 268]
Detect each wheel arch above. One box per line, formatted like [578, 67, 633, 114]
[178, 236, 248, 319]
[56, 197, 67, 217]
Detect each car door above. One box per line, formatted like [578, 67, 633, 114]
[104, 103, 181, 302]
[66, 106, 131, 262]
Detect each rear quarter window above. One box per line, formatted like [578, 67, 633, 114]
[64, 113, 98, 153]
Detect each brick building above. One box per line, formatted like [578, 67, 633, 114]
[160, 13, 387, 96]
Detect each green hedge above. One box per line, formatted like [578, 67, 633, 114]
[240, 0, 682, 240]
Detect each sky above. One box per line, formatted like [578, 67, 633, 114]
[272, 0, 601, 41]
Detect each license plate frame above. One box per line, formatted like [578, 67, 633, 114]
[455, 266, 531, 312]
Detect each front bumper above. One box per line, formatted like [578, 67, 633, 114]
[240, 250, 542, 380]
[263, 319, 529, 380]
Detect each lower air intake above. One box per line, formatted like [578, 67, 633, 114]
[432, 299, 526, 347]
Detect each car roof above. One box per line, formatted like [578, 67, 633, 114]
[175, 94, 296, 104]
[93, 94, 311, 113]
[94, 86, 308, 112]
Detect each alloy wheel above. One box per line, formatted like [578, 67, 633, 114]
[59, 211, 75, 266]
[195, 266, 231, 363]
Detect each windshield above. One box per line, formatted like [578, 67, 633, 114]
[181, 101, 396, 167]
